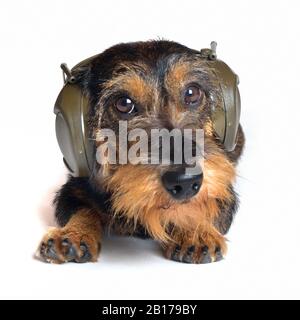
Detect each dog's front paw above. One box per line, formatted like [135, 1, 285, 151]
[164, 237, 226, 264]
[37, 227, 101, 264]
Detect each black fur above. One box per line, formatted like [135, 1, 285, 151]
[54, 176, 150, 238]
[72, 41, 204, 125]
[55, 40, 243, 238]
[54, 176, 111, 227]
[214, 186, 239, 235]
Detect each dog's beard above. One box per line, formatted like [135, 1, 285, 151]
[101, 148, 236, 244]
[104, 164, 171, 242]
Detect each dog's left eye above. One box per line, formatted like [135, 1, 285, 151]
[116, 96, 136, 114]
[183, 85, 203, 107]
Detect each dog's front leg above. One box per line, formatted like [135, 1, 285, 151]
[38, 209, 102, 263]
[38, 177, 103, 263]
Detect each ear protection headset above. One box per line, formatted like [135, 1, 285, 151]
[54, 42, 241, 177]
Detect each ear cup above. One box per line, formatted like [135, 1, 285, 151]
[211, 60, 241, 152]
[54, 84, 93, 177]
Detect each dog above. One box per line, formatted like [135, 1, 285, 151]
[38, 40, 244, 264]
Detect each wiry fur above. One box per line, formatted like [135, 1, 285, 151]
[38, 40, 244, 264]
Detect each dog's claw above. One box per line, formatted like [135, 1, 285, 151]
[199, 246, 212, 264]
[188, 245, 195, 253]
[47, 239, 54, 246]
[171, 245, 180, 261]
[166, 243, 223, 264]
[215, 247, 223, 262]
[61, 238, 77, 261]
[78, 242, 92, 263]
[38, 230, 98, 264]
[39, 238, 58, 261]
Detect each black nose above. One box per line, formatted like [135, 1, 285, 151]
[161, 167, 203, 201]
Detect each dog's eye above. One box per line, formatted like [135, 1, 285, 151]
[116, 96, 136, 114]
[183, 85, 203, 107]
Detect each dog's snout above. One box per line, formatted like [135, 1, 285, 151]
[161, 167, 203, 201]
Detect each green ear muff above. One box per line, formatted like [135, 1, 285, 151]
[54, 42, 241, 177]
[200, 42, 241, 152]
[54, 72, 93, 177]
[214, 60, 240, 152]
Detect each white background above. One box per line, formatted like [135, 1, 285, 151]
[0, 0, 299, 300]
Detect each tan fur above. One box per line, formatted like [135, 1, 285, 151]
[165, 61, 190, 93]
[102, 65, 155, 107]
[40, 41, 243, 264]
[90, 53, 237, 262]
[39, 209, 102, 263]
[164, 226, 227, 262]
[95, 58, 236, 250]
[104, 145, 235, 246]
[164, 59, 210, 124]
[204, 120, 215, 137]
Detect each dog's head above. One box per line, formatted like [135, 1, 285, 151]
[76, 41, 237, 242]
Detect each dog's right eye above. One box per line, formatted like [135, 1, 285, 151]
[183, 85, 203, 107]
[116, 96, 136, 114]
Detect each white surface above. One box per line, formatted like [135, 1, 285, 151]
[0, 0, 300, 300]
